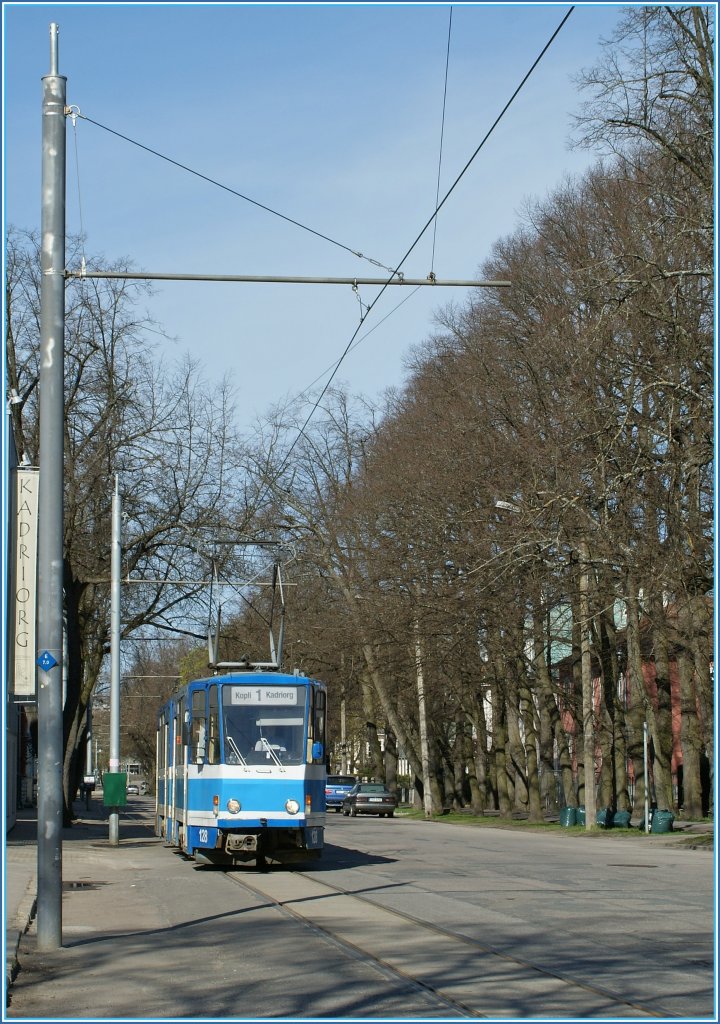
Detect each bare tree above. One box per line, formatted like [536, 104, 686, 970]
[6, 229, 254, 821]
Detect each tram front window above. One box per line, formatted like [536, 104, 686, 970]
[221, 685, 305, 765]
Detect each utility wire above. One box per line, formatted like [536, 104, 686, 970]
[76, 8, 574, 533]
[68, 107, 87, 271]
[275, 5, 575, 479]
[297, 285, 423, 399]
[430, 6, 453, 276]
[77, 113, 397, 276]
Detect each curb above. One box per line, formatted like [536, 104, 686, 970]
[5, 897, 36, 991]
[6, 881, 37, 991]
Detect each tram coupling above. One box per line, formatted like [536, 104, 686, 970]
[226, 833, 259, 854]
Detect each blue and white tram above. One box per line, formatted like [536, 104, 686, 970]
[155, 672, 327, 866]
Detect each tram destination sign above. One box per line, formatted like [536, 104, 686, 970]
[226, 685, 300, 706]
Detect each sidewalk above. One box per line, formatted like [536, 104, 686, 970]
[4, 806, 38, 990]
[5, 795, 132, 991]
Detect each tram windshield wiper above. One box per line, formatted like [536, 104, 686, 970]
[259, 737, 285, 769]
[226, 735, 248, 767]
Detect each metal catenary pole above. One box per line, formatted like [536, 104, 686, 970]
[109, 474, 122, 845]
[36, 22, 66, 951]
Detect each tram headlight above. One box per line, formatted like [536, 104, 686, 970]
[226, 798, 241, 814]
[285, 799, 300, 815]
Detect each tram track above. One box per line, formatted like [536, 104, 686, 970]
[225, 868, 481, 1018]
[226, 866, 681, 1019]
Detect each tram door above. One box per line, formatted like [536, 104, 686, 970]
[162, 717, 170, 824]
[174, 696, 186, 829]
[156, 714, 167, 828]
[169, 701, 178, 830]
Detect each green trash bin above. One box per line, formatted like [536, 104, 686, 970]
[596, 807, 614, 829]
[575, 805, 586, 826]
[651, 809, 674, 834]
[560, 806, 577, 827]
[102, 771, 127, 807]
[613, 810, 631, 829]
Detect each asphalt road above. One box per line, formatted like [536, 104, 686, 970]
[304, 812, 715, 1018]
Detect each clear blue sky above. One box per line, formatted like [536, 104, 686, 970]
[3, 3, 626, 431]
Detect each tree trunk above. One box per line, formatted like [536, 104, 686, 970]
[677, 599, 704, 818]
[625, 585, 651, 819]
[648, 595, 678, 810]
[532, 614, 560, 813]
[595, 606, 628, 812]
[470, 688, 492, 811]
[554, 710, 577, 807]
[578, 540, 597, 830]
[687, 595, 713, 817]
[384, 723, 398, 795]
[506, 688, 528, 811]
[414, 622, 435, 817]
[493, 686, 512, 817]
[463, 711, 486, 814]
[519, 680, 544, 822]
[359, 677, 384, 781]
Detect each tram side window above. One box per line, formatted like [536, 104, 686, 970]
[208, 685, 220, 764]
[172, 710, 179, 767]
[191, 689, 207, 764]
[159, 714, 167, 772]
[314, 689, 326, 763]
[307, 688, 326, 764]
[176, 696, 185, 760]
[156, 715, 163, 777]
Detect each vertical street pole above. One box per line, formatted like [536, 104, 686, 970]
[340, 694, 347, 775]
[109, 475, 122, 845]
[85, 705, 92, 776]
[36, 22, 66, 952]
[643, 721, 650, 834]
[339, 654, 347, 774]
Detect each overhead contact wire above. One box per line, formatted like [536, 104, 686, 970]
[278, 5, 576, 473]
[391, 5, 575, 300]
[70, 114, 87, 265]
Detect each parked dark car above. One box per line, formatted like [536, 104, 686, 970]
[325, 774, 358, 812]
[342, 782, 397, 818]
